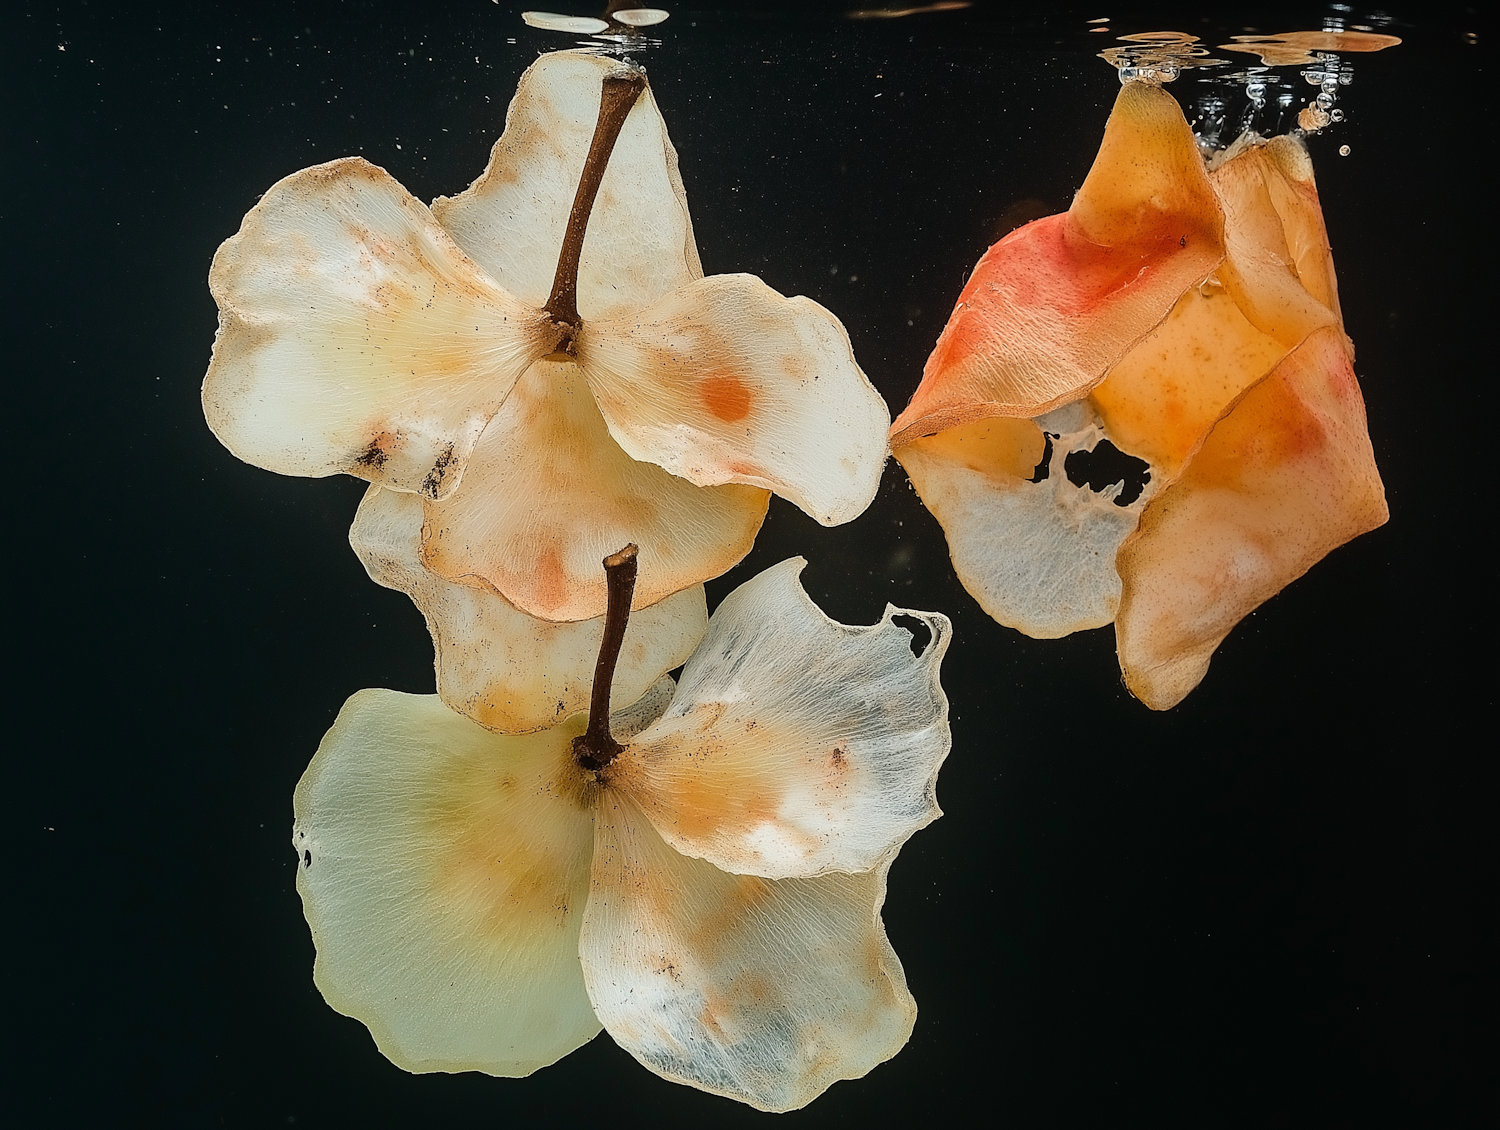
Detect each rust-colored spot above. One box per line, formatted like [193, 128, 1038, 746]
[699, 370, 754, 423]
[830, 747, 848, 770]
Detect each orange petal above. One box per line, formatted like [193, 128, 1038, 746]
[1259, 135, 1344, 325]
[351, 485, 707, 733]
[579, 273, 891, 526]
[896, 406, 1148, 637]
[890, 80, 1223, 444]
[580, 790, 915, 1112]
[601, 558, 950, 878]
[1114, 327, 1388, 709]
[203, 158, 555, 499]
[419, 359, 768, 622]
[433, 51, 702, 320]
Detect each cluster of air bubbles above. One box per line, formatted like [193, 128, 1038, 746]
[1100, 33, 1226, 86]
[1298, 52, 1353, 131]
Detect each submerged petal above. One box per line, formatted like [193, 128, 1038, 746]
[433, 51, 702, 320]
[292, 690, 600, 1075]
[418, 359, 768, 622]
[204, 158, 554, 499]
[581, 791, 916, 1112]
[896, 405, 1147, 637]
[579, 273, 891, 525]
[1115, 327, 1388, 709]
[350, 486, 707, 733]
[890, 80, 1223, 444]
[602, 558, 950, 878]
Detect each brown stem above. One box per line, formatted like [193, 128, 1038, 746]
[543, 69, 647, 335]
[572, 543, 639, 772]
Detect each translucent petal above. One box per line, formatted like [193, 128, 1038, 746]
[613, 8, 671, 27]
[1115, 327, 1388, 709]
[896, 406, 1147, 638]
[579, 273, 891, 526]
[291, 690, 600, 1075]
[520, 12, 610, 34]
[433, 51, 702, 320]
[203, 158, 554, 499]
[890, 80, 1224, 444]
[581, 791, 916, 1112]
[350, 486, 707, 733]
[418, 359, 768, 622]
[1259, 135, 1344, 327]
[601, 558, 950, 878]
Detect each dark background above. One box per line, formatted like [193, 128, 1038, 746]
[5, 1, 1489, 1125]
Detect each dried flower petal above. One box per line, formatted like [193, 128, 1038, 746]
[203, 158, 554, 500]
[433, 51, 702, 320]
[416, 359, 768, 622]
[1115, 327, 1387, 708]
[350, 485, 707, 732]
[890, 80, 1224, 444]
[581, 791, 915, 1112]
[580, 273, 891, 525]
[292, 690, 600, 1075]
[601, 558, 950, 877]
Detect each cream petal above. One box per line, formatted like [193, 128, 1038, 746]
[889, 80, 1224, 444]
[350, 486, 707, 733]
[896, 405, 1148, 638]
[291, 689, 600, 1075]
[578, 273, 891, 526]
[1114, 327, 1388, 709]
[433, 51, 702, 320]
[419, 359, 768, 622]
[581, 791, 916, 1112]
[203, 158, 554, 499]
[601, 558, 950, 878]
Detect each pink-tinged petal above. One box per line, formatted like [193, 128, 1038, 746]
[890, 80, 1224, 445]
[600, 558, 950, 878]
[433, 51, 702, 320]
[350, 486, 707, 733]
[896, 406, 1149, 637]
[1114, 327, 1388, 709]
[418, 359, 768, 622]
[579, 274, 891, 525]
[580, 790, 916, 1112]
[292, 690, 599, 1075]
[203, 158, 555, 499]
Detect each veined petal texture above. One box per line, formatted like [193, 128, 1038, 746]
[292, 690, 600, 1075]
[581, 791, 916, 1113]
[204, 158, 553, 499]
[603, 558, 950, 879]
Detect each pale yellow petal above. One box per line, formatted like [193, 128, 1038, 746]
[581, 791, 916, 1112]
[203, 158, 554, 499]
[418, 359, 768, 622]
[1115, 328, 1388, 709]
[602, 558, 950, 878]
[350, 486, 707, 733]
[292, 690, 600, 1075]
[896, 405, 1148, 638]
[433, 51, 702, 320]
[579, 273, 891, 525]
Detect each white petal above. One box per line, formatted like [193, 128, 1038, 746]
[433, 51, 701, 320]
[203, 158, 553, 499]
[350, 486, 708, 733]
[613, 9, 671, 27]
[520, 13, 610, 34]
[579, 273, 891, 525]
[581, 791, 916, 1112]
[896, 410, 1147, 638]
[602, 558, 950, 878]
[292, 690, 600, 1075]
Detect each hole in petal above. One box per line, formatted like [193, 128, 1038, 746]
[302, 849, 312, 869]
[891, 613, 933, 657]
[1063, 440, 1152, 505]
[1028, 432, 1055, 483]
